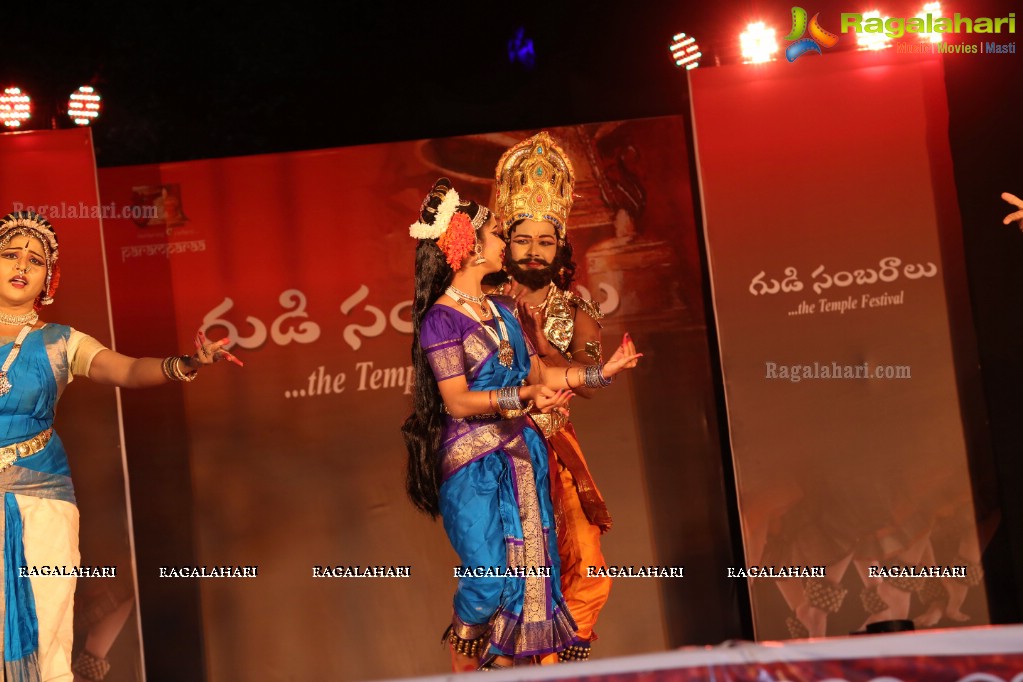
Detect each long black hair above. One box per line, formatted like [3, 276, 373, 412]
[401, 178, 485, 517]
[552, 237, 577, 291]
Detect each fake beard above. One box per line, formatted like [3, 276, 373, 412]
[507, 259, 555, 290]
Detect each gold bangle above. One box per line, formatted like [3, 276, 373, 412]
[165, 356, 198, 382]
[499, 401, 535, 420]
[176, 356, 198, 382]
[161, 357, 176, 380]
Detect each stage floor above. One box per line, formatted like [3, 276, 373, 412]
[381, 625, 1023, 682]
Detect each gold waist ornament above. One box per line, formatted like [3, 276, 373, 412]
[530, 410, 569, 438]
[0, 428, 54, 472]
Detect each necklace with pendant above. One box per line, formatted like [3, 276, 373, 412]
[446, 287, 514, 368]
[0, 324, 34, 397]
[447, 285, 490, 318]
[447, 285, 485, 304]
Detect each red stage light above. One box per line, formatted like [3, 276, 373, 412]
[67, 86, 102, 126]
[0, 87, 32, 128]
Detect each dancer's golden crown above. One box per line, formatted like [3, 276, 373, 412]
[494, 131, 575, 239]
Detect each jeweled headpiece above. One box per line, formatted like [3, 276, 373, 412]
[494, 131, 575, 241]
[409, 178, 490, 270]
[0, 210, 60, 306]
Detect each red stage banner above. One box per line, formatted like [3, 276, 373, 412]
[98, 118, 737, 680]
[0, 129, 143, 681]
[690, 50, 989, 639]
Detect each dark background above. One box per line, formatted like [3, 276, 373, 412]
[8, 1, 1014, 168]
[4, 0, 1021, 679]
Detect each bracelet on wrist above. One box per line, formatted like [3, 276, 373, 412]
[176, 356, 199, 382]
[584, 364, 614, 388]
[164, 355, 198, 382]
[161, 356, 175, 381]
[499, 400, 534, 420]
[496, 386, 524, 411]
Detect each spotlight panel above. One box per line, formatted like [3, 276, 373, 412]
[670, 32, 703, 70]
[740, 22, 779, 64]
[0, 87, 32, 128]
[68, 86, 102, 126]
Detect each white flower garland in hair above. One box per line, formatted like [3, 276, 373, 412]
[409, 188, 460, 239]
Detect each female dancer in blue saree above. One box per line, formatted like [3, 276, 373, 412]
[402, 179, 640, 670]
[0, 210, 239, 681]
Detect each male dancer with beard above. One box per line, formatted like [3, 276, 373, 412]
[486, 132, 613, 661]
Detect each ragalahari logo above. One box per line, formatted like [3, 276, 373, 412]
[786, 7, 840, 61]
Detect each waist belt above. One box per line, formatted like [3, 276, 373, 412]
[530, 410, 569, 439]
[0, 428, 54, 472]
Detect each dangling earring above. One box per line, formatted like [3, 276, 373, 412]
[473, 243, 486, 265]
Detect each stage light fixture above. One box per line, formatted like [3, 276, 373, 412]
[740, 22, 779, 63]
[855, 11, 893, 50]
[0, 87, 32, 128]
[916, 2, 944, 42]
[670, 32, 702, 70]
[67, 86, 102, 126]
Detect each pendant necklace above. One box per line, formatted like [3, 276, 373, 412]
[446, 287, 514, 368]
[447, 285, 490, 319]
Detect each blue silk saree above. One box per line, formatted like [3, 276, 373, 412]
[0, 325, 80, 681]
[421, 301, 575, 658]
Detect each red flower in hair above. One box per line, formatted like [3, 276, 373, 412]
[437, 212, 476, 270]
[48, 264, 60, 297]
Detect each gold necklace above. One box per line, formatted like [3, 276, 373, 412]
[0, 310, 39, 326]
[446, 290, 514, 368]
[526, 283, 555, 311]
[446, 286, 490, 318]
[447, 285, 485, 304]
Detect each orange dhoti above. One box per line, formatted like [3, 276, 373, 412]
[540, 418, 613, 644]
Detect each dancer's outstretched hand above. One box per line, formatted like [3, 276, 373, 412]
[1002, 192, 1023, 231]
[601, 333, 642, 379]
[193, 330, 244, 367]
